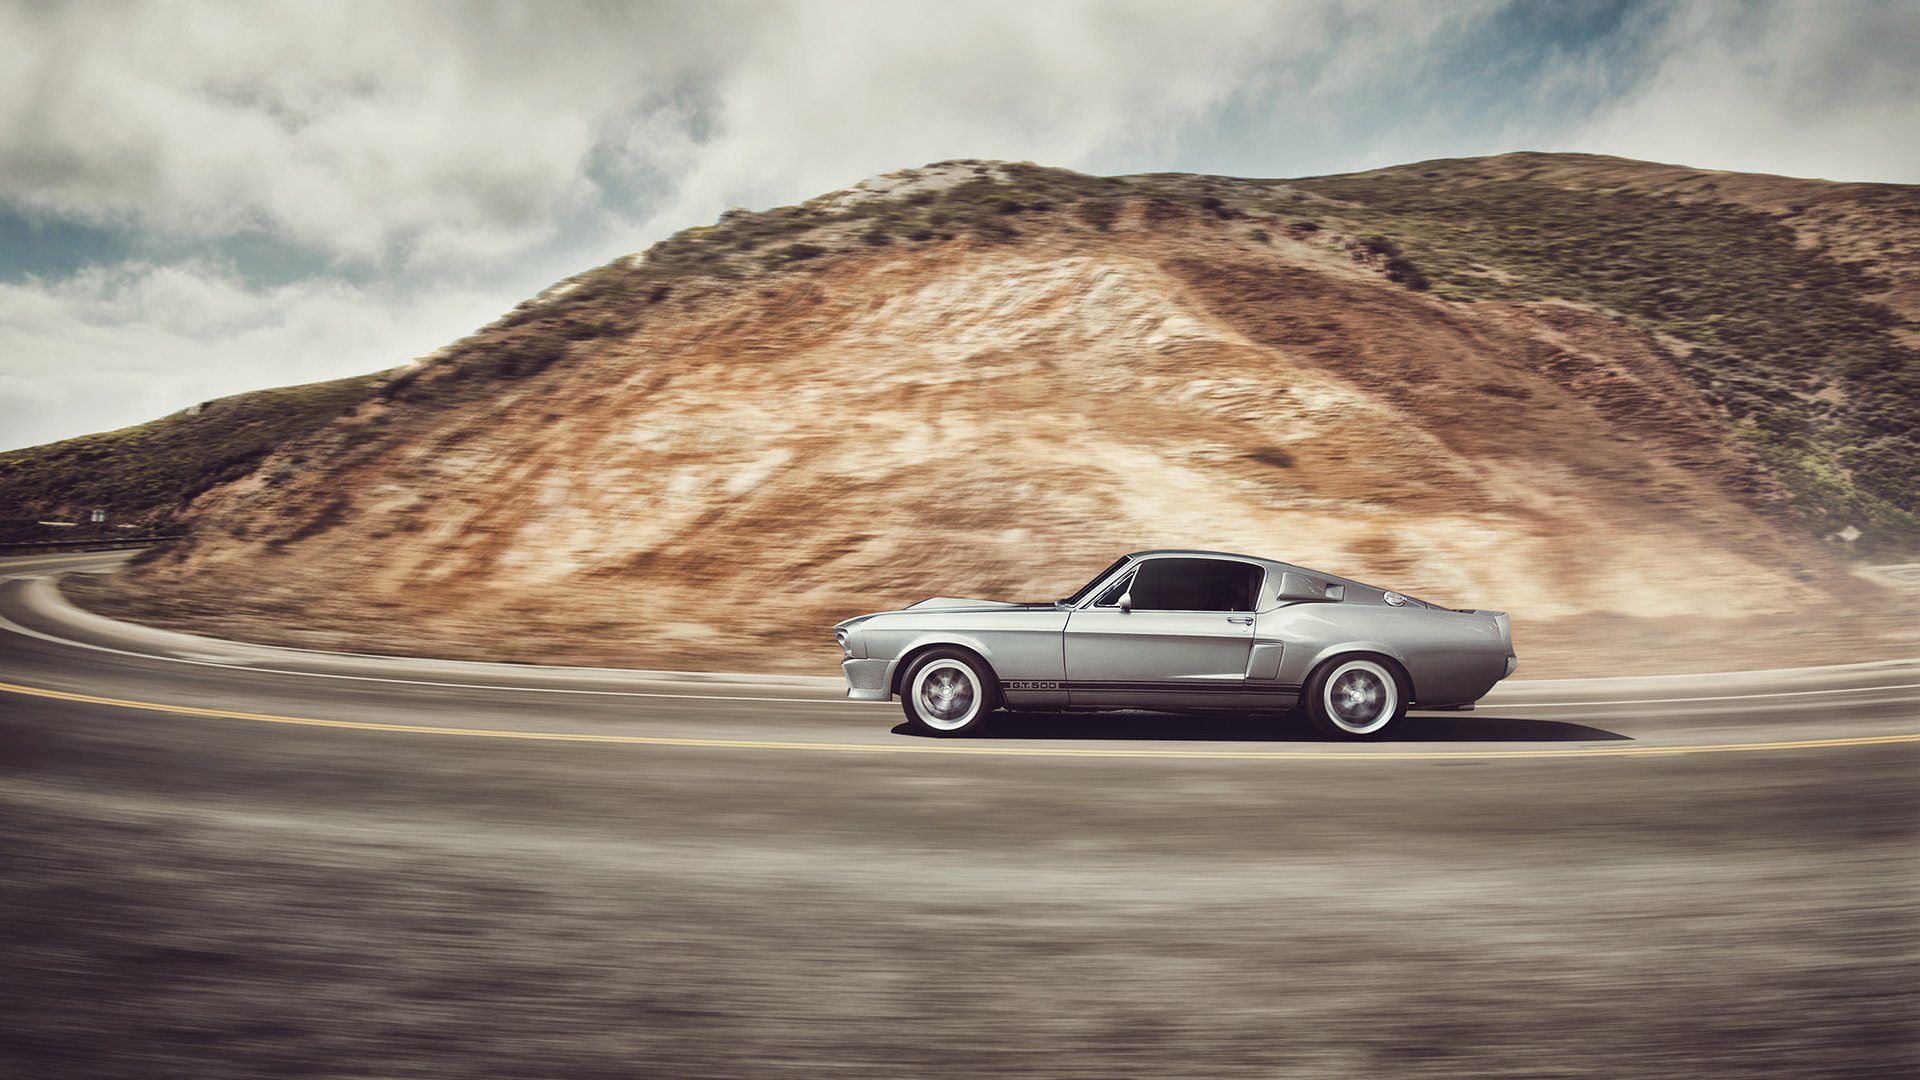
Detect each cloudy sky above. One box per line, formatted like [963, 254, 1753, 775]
[2, 0, 1915, 450]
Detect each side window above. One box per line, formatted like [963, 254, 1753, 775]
[1129, 559, 1262, 612]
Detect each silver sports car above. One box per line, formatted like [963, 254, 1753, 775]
[833, 550, 1516, 740]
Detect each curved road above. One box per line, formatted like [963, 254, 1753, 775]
[3, 552, 1915, 1078]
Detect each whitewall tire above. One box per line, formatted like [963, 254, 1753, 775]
[901, 649, 998, 737]
[1305, 656, 1407, 740]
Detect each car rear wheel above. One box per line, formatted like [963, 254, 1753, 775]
[901, 649, 998, 737]
[1305, 656, 1407, 740]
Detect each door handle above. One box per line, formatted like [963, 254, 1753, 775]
[1227, 616, 1254, 625]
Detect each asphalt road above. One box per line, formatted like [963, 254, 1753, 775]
[3, 551, 1916, 1079]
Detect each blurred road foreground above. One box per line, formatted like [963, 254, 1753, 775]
[2, 551, 1916, 1078]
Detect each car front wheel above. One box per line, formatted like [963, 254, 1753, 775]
[1305, 656, 1407, 740]
[901, 649, 997, 737]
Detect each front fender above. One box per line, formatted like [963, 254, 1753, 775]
[884, 632, 1004, 696]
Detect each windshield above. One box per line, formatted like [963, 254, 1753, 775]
[1059, 557, 1133, 607]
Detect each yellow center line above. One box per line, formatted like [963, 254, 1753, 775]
[4, 680, 1917, 760]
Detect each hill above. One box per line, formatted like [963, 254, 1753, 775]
[0, 375, 380, 543]
[68, 154, 1920, 674]
[1291, 153, 1920, 551]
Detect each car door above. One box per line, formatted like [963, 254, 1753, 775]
[1063, 557, 1260, 709]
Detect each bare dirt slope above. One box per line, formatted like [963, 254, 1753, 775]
[84, 158, 1918, 675]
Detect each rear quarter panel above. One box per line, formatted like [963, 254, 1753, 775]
[1268, 604, 1508, 706]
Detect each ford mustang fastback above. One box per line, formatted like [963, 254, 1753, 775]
[832, 550, 1516, 740]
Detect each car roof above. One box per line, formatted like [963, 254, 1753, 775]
[1124, 549, 1368, 588]
[1104, 550, 1404, 605]
[1126, 548, 1284, 568]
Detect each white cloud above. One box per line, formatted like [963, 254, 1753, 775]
[0, 1, 1498, 266]
[1561, 0, 1920, 182]
[626, 0, 1493, 234]
[0, 0, 1912, 450]
[0, 261, 509, 449]
[0, 1, 738, 268]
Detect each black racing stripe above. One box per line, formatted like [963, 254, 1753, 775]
[1000, 681, 1302, 694]
[1072, 682, 1244, 694]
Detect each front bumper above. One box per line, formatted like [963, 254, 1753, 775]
[843, 657, 890, 701]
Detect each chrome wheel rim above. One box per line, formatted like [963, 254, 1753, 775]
[1324, 660, 1396, 735]
[912, 660, 981, 731]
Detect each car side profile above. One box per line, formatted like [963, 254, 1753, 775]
[832, 550, 1516, 740]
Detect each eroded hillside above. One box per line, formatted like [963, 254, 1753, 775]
[81, 156, 1918, 674]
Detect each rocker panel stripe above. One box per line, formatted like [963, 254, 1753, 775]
[1002, 680, 1302, 695]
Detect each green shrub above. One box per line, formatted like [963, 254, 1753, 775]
[1200, 195, 1242, 220]
[1362, 234, 1401, 257]
[1142, 198, 1185, 225]
[969, 219, 1020, 243]
[1075, 201, 1120, 231]
[474, 329, 570, 379]
[1384, 257, 1431, 291]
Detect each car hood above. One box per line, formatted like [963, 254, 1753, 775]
[835, 598, 1057, 631]
[904, 596, 1023, 611]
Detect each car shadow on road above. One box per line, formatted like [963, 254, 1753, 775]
[892, 711, 1631, 743]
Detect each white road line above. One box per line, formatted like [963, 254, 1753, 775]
[4, 566, 1916, 711]
[0, 607, 854, 705]
[1494, 685, 1920, 708]
[0, 552, 136, 571]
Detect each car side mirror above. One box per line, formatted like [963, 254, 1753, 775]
[1118, 592, 1133, 612]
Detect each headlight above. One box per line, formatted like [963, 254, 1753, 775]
[835, 625, 868, 660]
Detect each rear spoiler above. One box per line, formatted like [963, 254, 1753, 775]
[1465, 610, 1514, 659]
